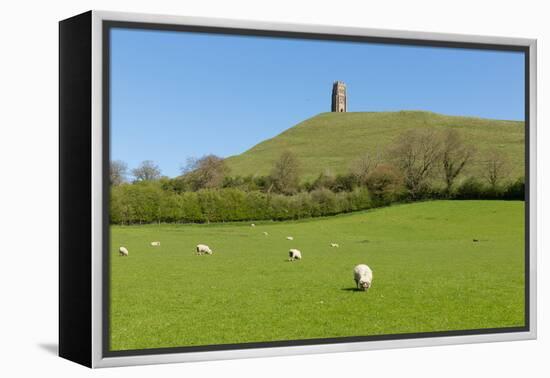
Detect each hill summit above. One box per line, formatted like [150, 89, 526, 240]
[225, 111, 524, 182]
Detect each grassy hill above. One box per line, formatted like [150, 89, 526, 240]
[225, 111, 525, 183]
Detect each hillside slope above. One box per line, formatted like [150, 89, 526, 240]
[225, 111, 525, 183]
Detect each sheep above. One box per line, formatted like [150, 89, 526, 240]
[251, 223, 256, 227]
[288, 249, 302, 261]
[150, 241, 161, 247]
[353, 264, 373, 291]
[330, 243, 340, 248]
[263, 231, 269, 236]
[196, 244, 213, 255]
[286, 236, 294, 241]
[119, 246, 129, 257]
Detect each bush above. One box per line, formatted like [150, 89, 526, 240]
[455, 177, 485, 199]
[109, 171, 524, 225]
[504, 177, 525, 200]
[332, 174, 358, 192]
[110, 186, 125, 224]
[197, 189, 225, 222]
[110, 185, 375, 224]
[286, 192, 314, 219]
[454, 177, 522, 200]
[365, 164, 404, 203]
[244, 191, 270, 220]
[347, 187, 372, 211]
[310, 188, 338, 215]
[179, 192, 203, 222]
[159, 191, 183, 222]
[311, 171, 336, 191]
[110, 182, 165, 224]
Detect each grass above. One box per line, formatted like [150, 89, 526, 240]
[110, 200, 525, 351]
[225, 111, 525, 182]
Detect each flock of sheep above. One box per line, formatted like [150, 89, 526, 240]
[118, 224, 374, 291]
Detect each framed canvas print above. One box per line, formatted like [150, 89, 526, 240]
[59, 10, 537, 368]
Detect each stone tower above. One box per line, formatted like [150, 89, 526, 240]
[331, 81, 347, 112]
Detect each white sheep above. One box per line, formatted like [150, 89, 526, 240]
[151, 241, 161, 247]
[119, 246, 129, 257]
[263, 231, 269, 236]
[288, 249, 302, 261]
[251, 223, 256, 227]
[286, 236, 294, 241]
[353, 264, 373, 291]
[330, 243, 340, 248]
[196, 244, 213, 255]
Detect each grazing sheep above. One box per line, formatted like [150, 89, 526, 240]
[353, 264, 373, 291]
[286, 236, 294, 241]
[119, 246, 129, 257]
[196, 244, 213, 255]
[251, 223, 256, 227]
[263, 231, 269, 236]
[330, 243, 340, 248]
[151, 241, 161, 247]
[288, 249, 302, 261]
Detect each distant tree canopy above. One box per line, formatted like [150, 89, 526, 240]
[131, 160, 161, 182]
[440, 129, 474, 193]
[350, 152, 380, 187]
[180, 155, 230, 191]
[270, 151, 301, 194]
[483, 149, 510, 189]
[389, 129, 442, 198]
[110, 160, 128, 186]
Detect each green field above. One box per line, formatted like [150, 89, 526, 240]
[110, 200, 525, 351]
[225, 111, 525, 182]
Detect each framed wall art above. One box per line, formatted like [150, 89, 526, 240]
[59, 10, 537, 368]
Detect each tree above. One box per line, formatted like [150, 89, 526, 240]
[270, 151, 300, 194]
[389, 129, 442, 198]
[440, 129, 474, 194]
[181, 155, 230, 190]
[350, 152, 380, 186]
[110, 160, 128, 186]
[131, 160, 161, 182]
[483, 149, 509, 189]
[312, 169, 336, 191]
[365, 164, 404, 202]
[332, 173, 358, 192]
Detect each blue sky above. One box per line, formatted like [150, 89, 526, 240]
[110, 28, 525, 178]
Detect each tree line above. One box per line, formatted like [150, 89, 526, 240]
[110, 128, 524, 225]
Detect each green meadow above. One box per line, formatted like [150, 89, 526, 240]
[110, 200, 525, 351]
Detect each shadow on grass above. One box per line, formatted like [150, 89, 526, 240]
[341, 287, 363, 292]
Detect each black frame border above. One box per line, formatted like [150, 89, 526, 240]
[59, 11, 93, 367]
[101, 20, 531, 358]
